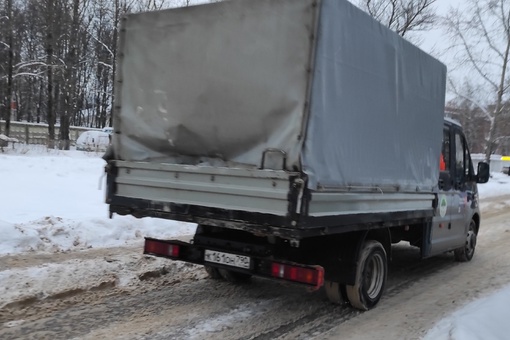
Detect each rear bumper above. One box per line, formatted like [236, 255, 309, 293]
[143, 237, 325, 290]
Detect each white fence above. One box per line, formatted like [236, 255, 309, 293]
[0, 120, 100, 145]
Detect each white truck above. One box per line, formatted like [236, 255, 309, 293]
[104, 0, 490, 310]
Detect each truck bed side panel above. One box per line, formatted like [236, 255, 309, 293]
[304, 0, 446, 191]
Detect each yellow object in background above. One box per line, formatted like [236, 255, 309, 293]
[502, 156, 510, 161]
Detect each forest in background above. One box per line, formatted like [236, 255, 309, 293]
[0, 0, 191, 148]
[1, 0, 509, 157]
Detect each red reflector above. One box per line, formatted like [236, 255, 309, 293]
[270, 262, 324, 288]
[145, 240, 180, 258]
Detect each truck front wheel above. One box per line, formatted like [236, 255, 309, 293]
[454, 219, 477, 262]
[346, 240, 387, 310]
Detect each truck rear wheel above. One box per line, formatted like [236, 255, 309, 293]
[345, 240, 387, 310]
[218, 269, 252, 283]
[454, 219, 477, 262]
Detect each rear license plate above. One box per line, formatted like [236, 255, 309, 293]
[204, 250, 251, 269]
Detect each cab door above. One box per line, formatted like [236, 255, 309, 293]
[430, 125, 459, 255]
[449, 127, 477, 243]
[429, 124, 477, 256]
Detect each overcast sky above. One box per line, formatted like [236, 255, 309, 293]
[417, 0, 479, 101]
[419, 0, 463, 58]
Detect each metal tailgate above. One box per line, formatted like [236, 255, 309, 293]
[111, 161, 297, 216]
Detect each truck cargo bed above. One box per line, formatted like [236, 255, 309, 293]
[111, 0, 445, 193]
[109, 160, 297, 216]
[107, 161, 435, 239]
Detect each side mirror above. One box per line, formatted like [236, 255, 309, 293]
[476, 162, 490, 184]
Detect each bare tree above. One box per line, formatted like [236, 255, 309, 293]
[137, 0, 167, 11]
[357, 0, 437, 37]
[2, 0, 13, 136]
[445, 0, 510, 162]
[44, 0, 56, 147]
[1, 0, 183, 145]
[60, 0, 88, 149]
[446, 90, 489, 154]
[23, 0, 49, 124]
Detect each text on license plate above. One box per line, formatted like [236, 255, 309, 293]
[204, 250, 251, 269]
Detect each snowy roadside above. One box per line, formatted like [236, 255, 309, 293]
[0, 148, 197, 310]
[424, 172, 510, 340]
[0, 217, 195, 255]
[0, 147, 196, 256]
[424, 284, 510, 340]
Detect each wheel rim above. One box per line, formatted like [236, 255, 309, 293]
[363, 252, 385, 300]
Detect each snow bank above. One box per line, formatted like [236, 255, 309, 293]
[0, 147, 195, 255]
[478, 172, 510, 198]
[0, 216, 195, 255]
[0, 254, 201, 309]
[424, 285, 510, 340]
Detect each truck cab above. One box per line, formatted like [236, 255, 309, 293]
[428, 118, 490, 259]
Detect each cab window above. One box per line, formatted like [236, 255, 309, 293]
[439, 126, 452, 191]
[455, 133, 465, 182]
[441, 128, 450, 173]
[454, 131, 473, 183]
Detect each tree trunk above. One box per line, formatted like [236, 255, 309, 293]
[59, 0, 80, 150]
[110, 0, 120, 128]
[36, 79, 43, 123]
[5, 0, 13, 136]
[46, 0, 55, 148]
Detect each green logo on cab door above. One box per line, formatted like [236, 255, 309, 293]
[439, 195, 447, 217]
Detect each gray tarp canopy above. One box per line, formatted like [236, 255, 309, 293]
[113, 0, 446, 192]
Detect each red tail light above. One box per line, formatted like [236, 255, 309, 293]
[145, 239, 180, 258]
[271, 262, 324, 288]
[167, 244, 180, 257]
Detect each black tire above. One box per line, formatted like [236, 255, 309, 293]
[345, 240, 387, 310]
[218, 269, 252, 283]
[324, 280, 347, 305]
[454, 219, 477, 262]
[204, 265, 222, 280]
